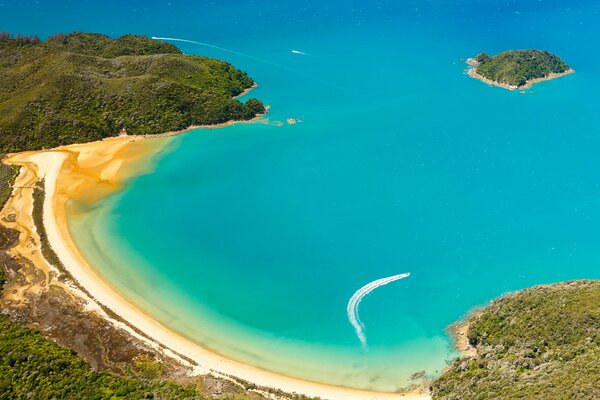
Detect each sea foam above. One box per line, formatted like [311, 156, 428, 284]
[347, 273, 411, 350]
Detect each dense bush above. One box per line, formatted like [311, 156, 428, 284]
[431, 281, 600, 400]
[245, 98, 267, 115]
[0, 317, 203, 399]
[473, 49, 570, 87]
[0, 32, 265, 153]
[0, 163, 18, 210]
[0, 258, 4, 289]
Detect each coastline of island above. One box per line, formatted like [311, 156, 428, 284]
[2, 127, 430, 400]
[466, 57, 575, 91]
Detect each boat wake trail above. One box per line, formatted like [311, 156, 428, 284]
[151, 36, 281, 66]
[151, 36, 353, 94]
[347, 273, 411, 350]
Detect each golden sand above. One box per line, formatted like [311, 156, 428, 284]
[3, 134, 430, 400]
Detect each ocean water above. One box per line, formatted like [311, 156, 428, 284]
[5, 0, 600, 392]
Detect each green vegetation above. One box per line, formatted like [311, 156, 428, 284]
[245, 98, 267, 115]
[0, 172, 197, 399]
[0, 32, 266, 153]
[2, 200, 198, 399]
[472, 49, 571, 87]
[0, 163, 271, 400]
[0, 162, 18, 210]
[0, 317, 202, 399]
[431, 281, 600, 400]
[31, 181, 71, 281]
[0, 254, 4, 288]
[0, 162, 17, 290]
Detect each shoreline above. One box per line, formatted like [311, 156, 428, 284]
[448, 313, 479, 359]
[233, 82, 259, 99]
[466, 58, 575, 90]
[4, 130, 429, 400]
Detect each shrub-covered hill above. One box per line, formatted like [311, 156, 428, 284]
[472, 49, 571, 88]
[431, 281, 600, 400]
[0, 316, 203, 399]
[0, 32, 266, 153]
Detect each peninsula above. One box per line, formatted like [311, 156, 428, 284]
[467, 49, 574, 90]
[0, 32, 265, 153]
[432, 281, 600, 399]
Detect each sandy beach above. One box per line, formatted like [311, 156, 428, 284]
[466, 58, 575, 90]
[4, 133, 430, 400]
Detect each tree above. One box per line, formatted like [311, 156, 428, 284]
[245, 98, 266, 115]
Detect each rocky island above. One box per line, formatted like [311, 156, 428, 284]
[467, 49, 574, 90]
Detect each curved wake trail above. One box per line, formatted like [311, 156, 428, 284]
[347, 273, 411, 350]
[151, 36, 353, 94]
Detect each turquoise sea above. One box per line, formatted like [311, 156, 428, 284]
[4, 0, 600, 392]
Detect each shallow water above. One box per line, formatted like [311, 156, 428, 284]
[5, 0, 600, 392]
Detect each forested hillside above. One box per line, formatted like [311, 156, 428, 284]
[472, 50, 571, 87]
[0, 32, 265, 152]
[432, 281, 600, 399]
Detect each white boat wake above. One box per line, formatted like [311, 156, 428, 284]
[151, 36, 353, 94]
[152, 36, 306, 70]
[151, 36, 274, 65]
[347, 273, 411, 350]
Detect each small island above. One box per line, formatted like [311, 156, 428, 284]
[467, 49, 574, 90]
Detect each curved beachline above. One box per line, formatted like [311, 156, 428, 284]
[6, 136, 429, 400]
